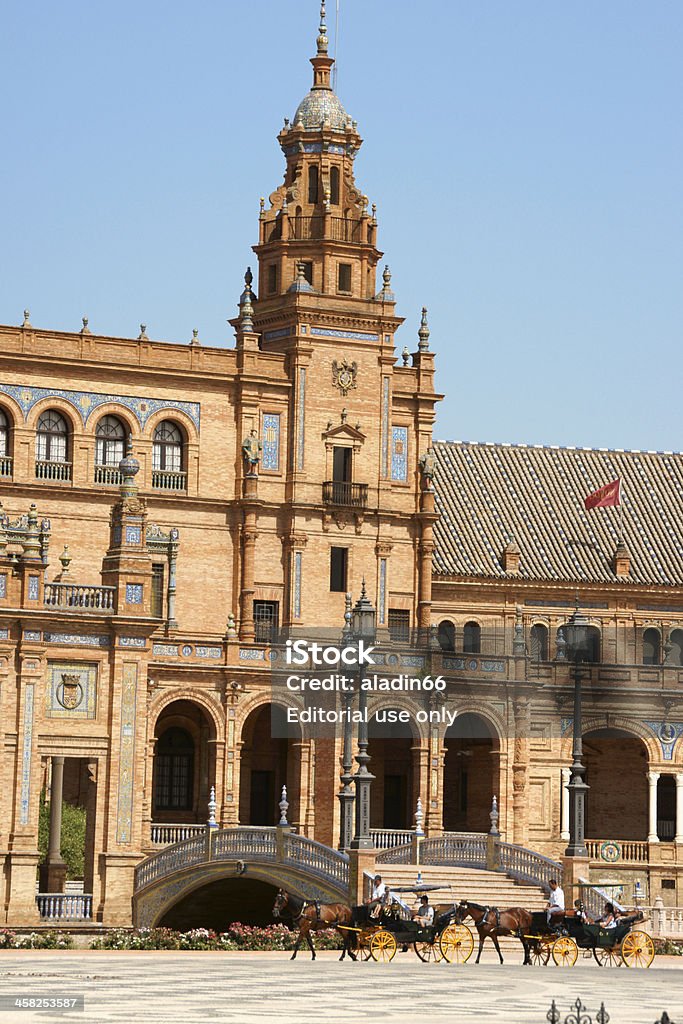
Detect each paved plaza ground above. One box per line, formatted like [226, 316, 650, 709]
[0, 950, 681, 1024]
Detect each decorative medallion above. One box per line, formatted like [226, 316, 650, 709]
[57, 673, 83, 710]
[332, 358, 358, 397]
[600, 840, 621, 863]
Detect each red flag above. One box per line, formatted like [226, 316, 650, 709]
[584, 479, 621, 510]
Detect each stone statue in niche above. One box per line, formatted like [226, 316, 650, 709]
[242, 429, 262, 469]
[419, 447, 436, 486]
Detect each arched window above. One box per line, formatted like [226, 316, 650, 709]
[668, 629, 683, 667]
[153, 421, 183, 472]
[308, 165, 319, 205]
[0, 409, 9, 475]
[530, 624, 549, 662]
[95, 415, 126, 466]
[437, 620, 456, 653]
[643, 628, 660, 666]
[36, 410, 68, 463]
[154, 727, 194, 811]
[330, 165, 340, 205]
[463, 621, 481, 654]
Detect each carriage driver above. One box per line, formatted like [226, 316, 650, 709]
[545, 878, 565, 928]
[365, 875, 387, 919]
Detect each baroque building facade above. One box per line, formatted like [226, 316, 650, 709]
[0, 7, 682, 926]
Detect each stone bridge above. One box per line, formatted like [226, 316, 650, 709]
[132, 827, 350, 928]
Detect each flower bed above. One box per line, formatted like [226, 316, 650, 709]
[0, 930, 73, 949]
[90, 925, 344, 951]
[653, 938, 683, 956]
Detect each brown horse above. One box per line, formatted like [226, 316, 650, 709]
[453, 900, 533, 964]
[272, 888, 355, 961]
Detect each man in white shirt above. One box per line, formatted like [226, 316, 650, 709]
[546, 879, 565, 928]
[366, 875, 386, 919]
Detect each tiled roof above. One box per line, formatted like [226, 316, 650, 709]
[433, 441, 683, 586]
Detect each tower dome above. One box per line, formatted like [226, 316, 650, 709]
[292, 1, 352, 132]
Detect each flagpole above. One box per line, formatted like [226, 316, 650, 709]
[618, 480, 624, 542]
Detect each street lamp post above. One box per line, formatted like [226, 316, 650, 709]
[338, 594, 356, 850]
[564, 605, 592, 857]
[350, 580, 376, 850]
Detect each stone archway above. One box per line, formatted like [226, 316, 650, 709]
[238, 703, 303, 829]
[152, 699, 217, 830]
[443, 713, 499, 832]
[368, 710, 418, 831]
[583, 728, 649, 840]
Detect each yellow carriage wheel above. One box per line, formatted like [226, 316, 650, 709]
[414, 940, 443, 963]
[593, 944, 622, 967]
[439, 923, 474, 964]
[358, 935, 372, 961]
[621, 930, 655, 968]
[529, 939, 551, 966]
[370, 929, 397, 962]
[551, 935, 578, 967]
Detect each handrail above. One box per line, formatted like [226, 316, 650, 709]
[35, 460, 72, 481]
[44, 582, 116, 611]
[496, 841, 561, 888]
[150, 823, 205, 845]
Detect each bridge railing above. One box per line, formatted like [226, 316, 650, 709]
[495, 841, 561, 889]
[212, 827, 277, 861]
[375, 831, 488, 867]
[370, 828, 413, 849]
[135, 833, 207, 890]
[283, 833, 349, 887]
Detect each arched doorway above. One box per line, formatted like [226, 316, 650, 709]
[443, 713, 499, 832]
[152, 700, 216, 827]
[159, 877, 278, 930]
[368, 711, 416, 831]
[583, 728, 648, 840]
[238, 704, 302, 829]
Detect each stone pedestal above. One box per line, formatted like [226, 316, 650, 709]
[348, 848, 378, 906]
[561, 854, 591, 905]
[5, 850, 41, 925]
[99, 852, 143, 925]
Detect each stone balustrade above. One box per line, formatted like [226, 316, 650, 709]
[150, 823, 205, 845]
[36, 893, 93, 921]
[44, 582, 116, 611]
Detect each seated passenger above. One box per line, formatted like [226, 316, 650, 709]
[573, 899, 592, 924]
[412, 895, 435, 927]
[595, 902, 618, 929]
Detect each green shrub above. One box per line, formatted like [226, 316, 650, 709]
[90, 925, 344, 951]
[14, 932, 73, 950]
[38, 792, 86, 880]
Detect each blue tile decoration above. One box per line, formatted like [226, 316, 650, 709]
[294, 550, 302, 619]
[381, 378, 390, 477]
[0, 574, 6, 598]
[152, 643, 179, 657]
[196, 646, 222, 659]
[379, 558, 387, 626]
[0, 382, 200, 430]
[263, 327, 293, 342]
[23, 630, 42, 642]
[262, 413, 281, 471]
[116, 662, 138, 843]
[44, 632, 110, 647]
[28, 575, 40, 600]
[125, 526, 141, 545]
[482, 660, 506, 673]
[402, 655, 425, 669]
[46, 661, 97, 719]
[181, 644, 193, 657]
[311, 327, 379, 342]
[645, 721, 683, 760]
[391, 426, 408, 481]
[297, 369, 306, 471]
[20, 684, 34, 825]
[239, 648, 265, 660]
[0, 627, 9, 640]
[125, 583, 143, 605]
[119, 636, 146, 648]
[561, 717, 573, 735]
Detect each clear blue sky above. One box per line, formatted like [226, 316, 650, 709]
[2, 1, 681, 450]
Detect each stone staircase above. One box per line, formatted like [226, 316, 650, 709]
[377, 864, 548, 911]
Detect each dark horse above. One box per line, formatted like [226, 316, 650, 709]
[454, 900, 533, 964]
[272, 888, 355, 961]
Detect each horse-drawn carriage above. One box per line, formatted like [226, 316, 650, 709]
[340, 885, 475, 964]
[524, 911, 655, 968]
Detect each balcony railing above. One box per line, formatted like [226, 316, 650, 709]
[35, 460, 71, 481]
[0, 455, 12, 477]
[369, 828, 414, 849]
[44, 583, 116, 611]
[267, 215, 363, 244]
[36, 893, 92, 921]
[152, 469, 186, 491]
[323, 481, 368, 508]
[150, 823, 206, 845]
[94, 464, 122, 485]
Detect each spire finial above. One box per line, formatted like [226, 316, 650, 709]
[22, 309, 31, 328]
[317, 1, 328, 55]
[418, 307, 430, 351]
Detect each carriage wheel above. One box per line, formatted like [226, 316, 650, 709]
[621, 930, 655, 968]
[358, 932, 372, 961]
[529, 939, 550, 966]
[593, 944, 622, 967]
[414, 940, 442, 963]
[370, 929, 397, 962]
[551, 936, 578, 967]
[439, 923, 474, 964]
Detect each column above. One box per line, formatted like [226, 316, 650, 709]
[647, 771, 660, 843]
[675, 774, 683, 844]
[41, 756, 67, 892]
[512, 698, 530, 845]
[560, 767, 570, 842]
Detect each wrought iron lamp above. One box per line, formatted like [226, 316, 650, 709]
[564, 604, 592, 857]
[350, 580, 376, 849]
